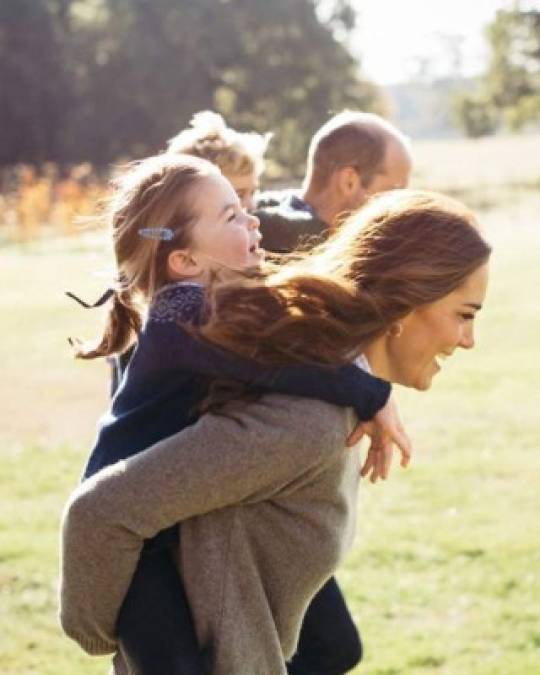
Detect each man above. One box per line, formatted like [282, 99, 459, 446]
[256, 110, 412, 253]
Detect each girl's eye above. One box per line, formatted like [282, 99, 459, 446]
[460, 313, 475, 321]
[227, 211, 237, 223]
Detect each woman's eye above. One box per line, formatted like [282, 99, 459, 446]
[461, 313, 475, 321]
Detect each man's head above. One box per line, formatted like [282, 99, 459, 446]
[302, 111, 412, 227]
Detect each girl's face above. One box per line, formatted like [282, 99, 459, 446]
[184, 173, 263, 277]
[366, 262, 489, 391]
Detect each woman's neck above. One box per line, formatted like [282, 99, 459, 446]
[362, 338, 392, 382]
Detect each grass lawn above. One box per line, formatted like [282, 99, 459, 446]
[344, 189, 540, 674]
[0, 184, 539, 673]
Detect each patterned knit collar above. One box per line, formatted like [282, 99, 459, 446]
[148, 282, 205, 324]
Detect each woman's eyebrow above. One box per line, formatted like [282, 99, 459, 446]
[464, 302, 482, 310]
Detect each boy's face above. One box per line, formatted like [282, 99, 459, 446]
[226, 170, 259, 212]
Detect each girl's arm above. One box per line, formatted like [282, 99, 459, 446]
[166, 324, 413, 472]
[140, 282, 390, 420]
[59, 396, 348, 655]
[166, 322, 391, 421]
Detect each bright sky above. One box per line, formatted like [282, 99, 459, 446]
[350, 0, 520, 85]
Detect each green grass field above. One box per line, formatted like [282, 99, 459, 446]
[1, 138, 539, 674]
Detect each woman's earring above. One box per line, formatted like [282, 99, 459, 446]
[388, 322, 403, 338]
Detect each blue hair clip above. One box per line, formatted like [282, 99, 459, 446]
[138, 227, 174, 241]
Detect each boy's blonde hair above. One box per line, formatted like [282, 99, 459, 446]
[167, 111, 270, 179]
[75, 153, 220, 360]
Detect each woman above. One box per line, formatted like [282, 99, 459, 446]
[60, 189, 490, 674]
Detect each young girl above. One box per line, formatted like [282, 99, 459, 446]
[69, 152, 409, 673]
[108, 111, 270, 395]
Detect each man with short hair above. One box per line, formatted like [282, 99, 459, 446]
[257, 110, 412, 253]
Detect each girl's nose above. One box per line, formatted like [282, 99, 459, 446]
[247, 213, 260, 230]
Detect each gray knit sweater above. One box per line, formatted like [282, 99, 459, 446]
[60, 396, 360, 674]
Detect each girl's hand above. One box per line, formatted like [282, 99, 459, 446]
[346, 395, 412, 483]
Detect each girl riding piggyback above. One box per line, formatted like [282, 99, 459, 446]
[68, 153, 410, 673]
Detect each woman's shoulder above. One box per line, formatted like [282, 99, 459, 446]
[208, 394, 354, 463]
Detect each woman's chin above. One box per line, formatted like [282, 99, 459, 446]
[381, 363, 437, 391]
[399, 372, 434, 391]
[411, 362, 441, 391]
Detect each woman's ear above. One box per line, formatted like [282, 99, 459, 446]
[167, 249, 202, 280]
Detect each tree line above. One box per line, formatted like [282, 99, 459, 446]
[0, 0, 384, 175]
[453, 7, 540, 137]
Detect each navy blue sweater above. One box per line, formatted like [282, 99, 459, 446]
[84, 282, 390, 480]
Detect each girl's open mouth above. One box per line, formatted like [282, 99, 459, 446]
[249, 245, 264, 257]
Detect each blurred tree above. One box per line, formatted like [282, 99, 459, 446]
[0, 0, 74, 164]
[0, 0, 384, 175]
[451, 92, 498, 138]
[452, 7, 539, 137]
[208, 0, 384, 175]
[485, 7, 539, 131]
[485, 9, 538, 107]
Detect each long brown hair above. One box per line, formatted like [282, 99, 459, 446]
[200, 190, 491, 366]
[74, 153, 219, 359]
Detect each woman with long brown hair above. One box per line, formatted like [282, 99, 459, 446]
[60, 189, 490, 675]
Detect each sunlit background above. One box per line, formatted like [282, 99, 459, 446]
[355, 0, 506, 84]
[1, 1, 539, 674]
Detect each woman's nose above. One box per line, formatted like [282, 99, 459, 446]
[459, 324, 475, 350]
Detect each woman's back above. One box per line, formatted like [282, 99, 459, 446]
[62, 395, 359, 674]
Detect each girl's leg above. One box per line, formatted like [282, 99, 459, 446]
[117, 541, 205, 675]
[287, 577, 362, 675]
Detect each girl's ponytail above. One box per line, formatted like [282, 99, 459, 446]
[69, 153, 217, 360]
[72, 289, 142, 360]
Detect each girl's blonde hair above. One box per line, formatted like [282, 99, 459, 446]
[200, 190, 492, 365]
[75, 153, 220, 360]
[167, 111, 270, 178]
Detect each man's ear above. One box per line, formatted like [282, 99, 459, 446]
[336, 165, 362, 197]
[167, 249, 202, 279]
